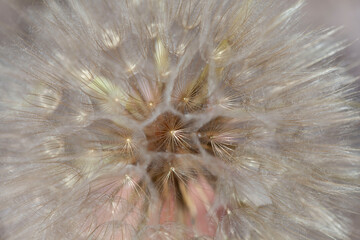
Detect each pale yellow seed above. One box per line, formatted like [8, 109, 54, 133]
[79, 69, 93, 80]
[213, 39, 231, 65]
[154, 38, 170, 77]
[87, 76, 127, 106]
[102, 29, 121, 49]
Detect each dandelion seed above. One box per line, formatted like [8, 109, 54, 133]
[102, 29, 121, 49]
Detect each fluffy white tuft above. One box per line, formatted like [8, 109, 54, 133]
[0, 0, 360, 239]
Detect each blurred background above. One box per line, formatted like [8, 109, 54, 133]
[305, 0, 360, 75]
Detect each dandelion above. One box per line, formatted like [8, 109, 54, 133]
[0, 0, 359, 239]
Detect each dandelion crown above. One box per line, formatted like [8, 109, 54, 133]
[0, 0, 359, 239]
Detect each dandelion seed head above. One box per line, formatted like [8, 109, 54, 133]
[0, 0, 359, 239]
